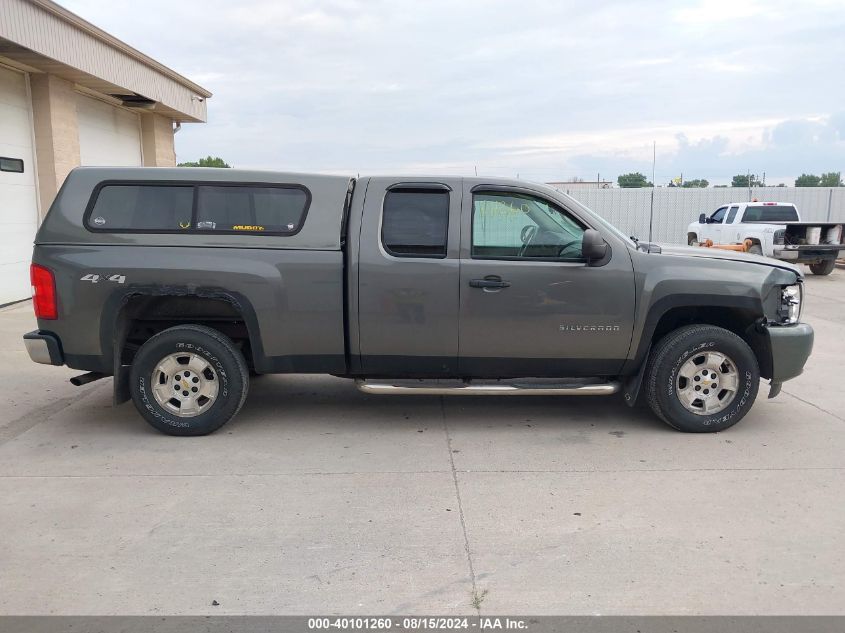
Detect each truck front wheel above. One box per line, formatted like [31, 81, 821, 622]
[129, 324, 249, 436]
[645, 325, 759, 432]
[809, 259, 836, 276]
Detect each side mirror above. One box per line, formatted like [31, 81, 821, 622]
[698, 213, 707, 224]
[582, 229, 608, 264]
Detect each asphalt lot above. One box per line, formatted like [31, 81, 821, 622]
[1, 268, 844, 616]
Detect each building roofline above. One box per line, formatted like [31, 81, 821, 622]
[29, 0, 212, 98]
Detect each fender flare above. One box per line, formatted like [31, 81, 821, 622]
[621, 293, 764, 406]
[101, 286, 265, 404]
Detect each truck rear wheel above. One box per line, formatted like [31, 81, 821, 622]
[809, 259, 836, 275]
[129, 325, 249, 436]
[645, 325, 759, 432]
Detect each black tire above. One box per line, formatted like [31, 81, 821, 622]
[747, 244, 763, 256]
[129, 325, 249, 436]
[809, 258, 836, 276]
[645, 325, 759, 433]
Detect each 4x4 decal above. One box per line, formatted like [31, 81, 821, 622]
[80, 273, 126, 284]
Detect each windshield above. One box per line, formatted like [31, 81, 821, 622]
[742, 205, 799, 222]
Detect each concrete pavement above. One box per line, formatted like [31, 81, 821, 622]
[0, 270, 843, 615]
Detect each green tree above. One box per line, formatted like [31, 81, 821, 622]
[731, 174, 763, 187]
[794, 173, 821, 187]
[682, 179, 709, 188]
[820, 171, 843, 187]
[617, 172, 653, 188]
[177, 156, 232, 168]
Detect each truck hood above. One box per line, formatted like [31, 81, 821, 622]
[655, 244, 802, 275]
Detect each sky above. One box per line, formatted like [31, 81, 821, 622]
[62, 0, 845, 185]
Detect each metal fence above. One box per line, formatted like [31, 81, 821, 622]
[555, 187, 845, 245]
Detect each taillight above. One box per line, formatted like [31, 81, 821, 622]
[774, 229, 786, 245]
[30, 263, 57, 320]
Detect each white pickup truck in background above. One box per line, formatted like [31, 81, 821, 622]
[687, 202, 845, 275]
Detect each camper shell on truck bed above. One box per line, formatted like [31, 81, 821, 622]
[26, 167, 814, 436]
[34, 168, 354, 377]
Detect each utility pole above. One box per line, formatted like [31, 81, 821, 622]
[648, 141, 656, 243]
[827, 188, 833, 222]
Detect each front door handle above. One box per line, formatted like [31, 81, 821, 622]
[469, 276, 511, 289]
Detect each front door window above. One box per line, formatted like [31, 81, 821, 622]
[710, 207, 728, 223]
[472, 192, 585, 260]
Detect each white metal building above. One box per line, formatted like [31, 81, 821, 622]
[0, 0, 211, 303]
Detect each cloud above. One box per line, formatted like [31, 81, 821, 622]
[60, 0, 845, 184]
[673, 0, 772, 25]
[565, 115, 845, 185]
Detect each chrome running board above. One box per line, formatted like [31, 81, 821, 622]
[355, 378, 620, 396]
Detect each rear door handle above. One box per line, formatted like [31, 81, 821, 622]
[469, 276, 511, 289]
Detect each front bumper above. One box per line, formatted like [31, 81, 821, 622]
[23, 330, 64, 366]
[764, 322, 813, 385]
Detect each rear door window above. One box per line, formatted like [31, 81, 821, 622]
[87, 185, 194, 231]
[381, 189, 449, 257]
[725, 205, 739, 223]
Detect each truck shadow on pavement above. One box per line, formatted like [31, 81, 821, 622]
[62, 374, 671, 439]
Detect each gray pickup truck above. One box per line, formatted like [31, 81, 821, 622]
[24, 168, 813, 435]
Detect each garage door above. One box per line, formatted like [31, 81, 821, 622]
[0, 65, 39, 304]
[76, 93, 142, 166]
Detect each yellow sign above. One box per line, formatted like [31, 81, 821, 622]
[232, 225, 265, 231]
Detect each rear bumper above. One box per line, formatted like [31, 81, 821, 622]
[23, 330, 64, 366]
[765, 322, 813, 384]
[774, 246, 843, 261]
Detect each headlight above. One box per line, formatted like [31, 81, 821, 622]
[779, 284, 803, 324]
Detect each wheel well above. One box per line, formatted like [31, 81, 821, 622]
[653, 306, 755, 342]
[115, 294, 254, 369]
[687, 232, 698, 244]
[649, 306, 770, 378]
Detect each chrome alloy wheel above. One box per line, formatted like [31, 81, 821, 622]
[151, 352, 219, 417]
[675, 351, 739, 415]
